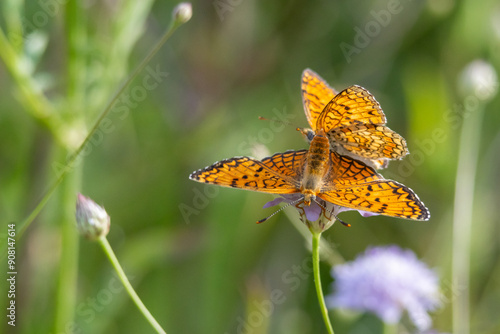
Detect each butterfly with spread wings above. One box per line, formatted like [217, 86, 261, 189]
[189, 130, 429, 223]
[300, 69, 408, 169]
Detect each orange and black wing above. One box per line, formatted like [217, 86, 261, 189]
[326, 150, 383, 187]
[260, 150, 308, 179]
[316, 85, 386, 132]
[328, 124, 408, 160]
[319, 151, 430, 220]
[189, 151, 308, 194]
[301, 69, 338, 130]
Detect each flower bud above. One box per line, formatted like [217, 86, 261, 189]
[75, 193, 110, 240]
[172, 2, 192, 25]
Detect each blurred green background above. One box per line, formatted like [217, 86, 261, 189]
[1, 0, 500, 333]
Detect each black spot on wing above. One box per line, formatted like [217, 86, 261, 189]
[245, 181, 258, 187]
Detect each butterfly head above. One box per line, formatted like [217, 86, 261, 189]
[302, 191, 316, 206]
[297, 127, 315, 143]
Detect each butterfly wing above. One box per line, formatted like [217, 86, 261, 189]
[319, 181, 430, 220]
[301, 69, 338, 130]
[319, 151, 430, 220]
[260, 150, 308, 179]
[328, 124, 408, 160]
[327, 150, 383, 186]
[316, 85, 386, 133]
[189, 151, 308, 194]
[371, 159, 389, 170]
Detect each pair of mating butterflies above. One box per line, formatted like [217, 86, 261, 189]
[190, 69, 430, 222]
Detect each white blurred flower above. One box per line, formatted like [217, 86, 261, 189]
[327, 246, 441, 331]
[172, 2, 192, 25]
[251, 143, 270, 160]
[459, 60, 498, 101]
[75, 193, 110, 240]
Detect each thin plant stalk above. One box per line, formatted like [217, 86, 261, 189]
[312, 231, 335, 334]
[2, 0, 24, 52]
[382, 322, 398, 334]
[54, 162, 82, 333]
[98, 236, 167, 334]
[284, 209, 344, 266]
[53, 3, 87, 329]
[451, 102, 484, 334]
[0, 28, 59, 132]
[65, 0, 87, 112]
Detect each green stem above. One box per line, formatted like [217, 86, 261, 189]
[54, 159, 82, 333]
[53, 7, 87, 329]
[312, 231, 334, 334]
[65, 0, 87, 114]
[284, 209, 344, 266]
[382, 322, 398, 334]
[98, 236, 166, 333]
[2, 0, 24, 52]
[452, 102, 484, 334]
[0, 28, 62, 136]
[16, 11, 188, 239]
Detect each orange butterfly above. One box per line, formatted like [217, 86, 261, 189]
[300, 69, 408, 169]
[189, 129, 429, 222]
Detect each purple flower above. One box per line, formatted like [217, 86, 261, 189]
[327, 246, 441, 331]
[263, 194, 378, 231]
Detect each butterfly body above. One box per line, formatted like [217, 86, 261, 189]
[300, 129, 330, 205]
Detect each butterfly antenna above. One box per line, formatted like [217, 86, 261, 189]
[312, 199, 351, 227]
[257, 197, 303, 224]
[335, 216, 351, 227]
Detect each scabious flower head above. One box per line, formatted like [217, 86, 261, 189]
[263, 194, 378, 232]
[75, 193, 110, 240]
[327, 246, 441, 331]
